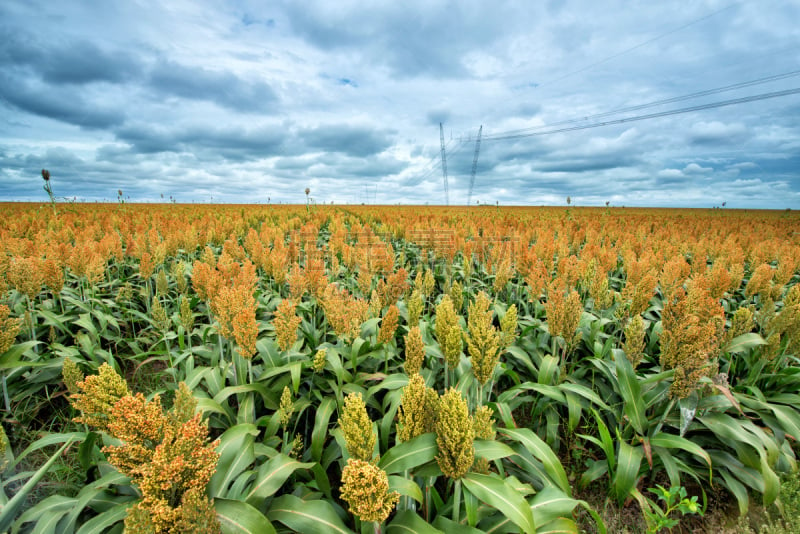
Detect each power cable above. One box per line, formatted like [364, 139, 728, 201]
[483, 87, 800, 142]
[536, 3, 738, 88]
[494, 69, 800, 138]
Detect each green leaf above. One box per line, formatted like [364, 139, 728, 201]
[566, 391, 582, 433]
[491, 401, 516, 429]
[615, 354, 646, 436]
[432, 515, 483, 533]
[473, 439, 515, 461]
[578, 459, 608, 490]
[530, 486, 579, 528]
[213, 383, 276, 410]
[63, 470, 130, 531]
[209, 424, 258, 498]
[559, 383, 611, 412]
[612, 439, 643, 506]
[196, 397, 235, 425]
[679, 392, 698, 437]
[388, 475, 423, 504]
[760, 454, 780, 506]
[13, 494, 73, 533]
[269, 495, 353, 534]
[78, 431, 100, 471]
[649, 432, 712, 476]
[245, 453, 314, 506]
[379, 433, 438, 475]
[537, 355, 560, 385]
[389, 510, 444, 533]
[311, 398, 336, 462]
[718, 469, 750, 516]
[0, 438, 75, 534]
[216, 498, 277, 534]
[0, 341, 42, 369]
[499, 427, 571, 495]
[724, 333, 766, 354]
[75, 502, 129, 534]
[8, 432, 84, 471]
[537, 517, 579, 534]
[462, 472, 536, 534]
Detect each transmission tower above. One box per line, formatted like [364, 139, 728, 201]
[467, 125, 482, 207]
[439, 123, 449, 206]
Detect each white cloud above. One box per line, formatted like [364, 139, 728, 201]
[0, 0, 798, 207]
[682, 163, 713, 174]
[657, 169, 684, 179]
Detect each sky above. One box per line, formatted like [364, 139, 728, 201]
[1, 0, 799, 208]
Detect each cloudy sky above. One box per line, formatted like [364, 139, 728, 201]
[1, 0, 799, 208]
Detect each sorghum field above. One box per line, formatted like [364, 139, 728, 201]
[1, 202, 799, 533]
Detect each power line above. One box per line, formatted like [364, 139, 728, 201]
[494, 69, 800, 138]
[483, 87, 800, 142]
[536, 3, 738, 88]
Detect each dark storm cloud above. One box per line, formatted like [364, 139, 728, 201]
[534, 157, 639, 173]
[148, 60, 278, 112]
[426, 109, 452, 126]
[278, 1, 524, 78]
[0, 27, 142, 85]
[0, 74, 126, 128]
[115, 124, 181, 154]
[114, 123, 288, 160]
[312, 152, 407, 178]
[299, 124, 396, 157]
[687, 121, 750, 146]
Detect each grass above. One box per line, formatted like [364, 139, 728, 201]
[574, 470, 800, 534]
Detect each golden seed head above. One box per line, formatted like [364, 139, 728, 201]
[274, 298, 301, 352]
[397, 374, 438, 442]
[321, 284, 369, 340]
[232, 308, 258, 358]
[339, 459, 399, 523]
[407, 290, 424, 328]
[435, 388, 474, 480]
[339, 392, 376, 462]
[62, 357, 84, 396]
[378, 304, 399, 346]
[466, 292, 501, 385]
[763, 332, 782, 361]
[544, 285, 583, 354]
[179, 295, 193, 332]
[660, 282, 724, 399]
[313, 348, 327, 373]
[472, 457, 491, 475]
[500, 304, 518, 348]
[729, 306, 755, 340]
[403, 326, 425, 375]
[435, 295, 463, 369]
[156, 269, 169, 295]
[745, 263, 775, 298]
[170, 382, 197, 425]
[492, 257, 513, 292]
[151, 297, 170, 332]
[623, 315, 646, 369]
[422, 270, 435, 297]
[0, 304, 22, 354]
[473, 405, 496, 441]
[368, 289, 382, 318]
[289, 433, 304, 459]
[140, 252, 155, 280]
[71, 363, 130, 432]
[279, 386, 293, 429]
[449, 279, 464, 313]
